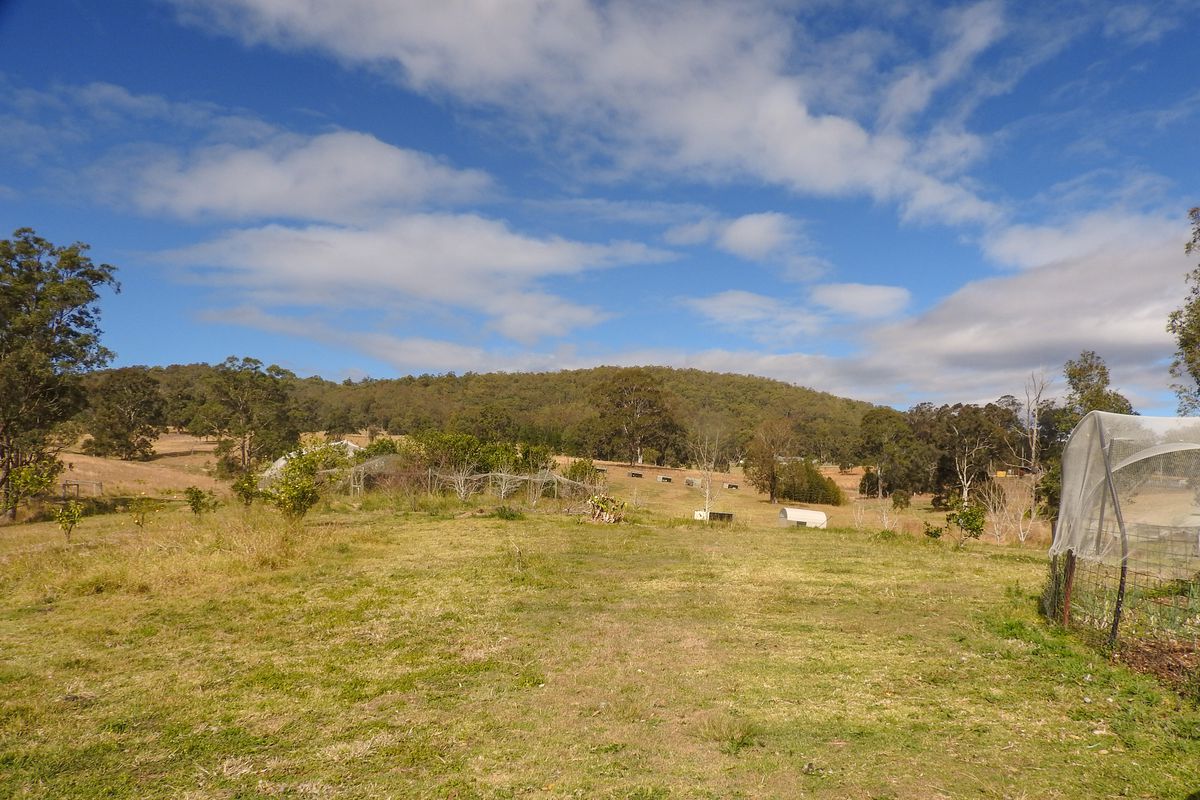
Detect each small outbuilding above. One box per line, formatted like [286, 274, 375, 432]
[779, 507, 828, 528]
[694, 510, 734, 523]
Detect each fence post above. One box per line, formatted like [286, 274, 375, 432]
[1062, 551, 1076, 626]
[1099, 437, 1131, 650]
[1107, 559, 1129, 649]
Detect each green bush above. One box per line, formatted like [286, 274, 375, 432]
[54, 500, 84, 542]
[493, 505, 524, 520]
[261, 444, 349, 522]
[231, 472, 260, 507]
[891, 490, 911, 510]
[947, 499, 986, 547]
[265, 468, 321, 521]
[563, 457, 601, 484]
[184, 486, 219, 517]
[128, 494, 164, 528]
[587, 494, 626, 523]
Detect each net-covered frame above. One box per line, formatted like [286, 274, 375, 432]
[1054, 411, 1200, 577]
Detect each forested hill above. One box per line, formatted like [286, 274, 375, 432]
[146, 363, 874, 463]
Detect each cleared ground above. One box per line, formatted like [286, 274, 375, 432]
[1, 500, 1196, 799]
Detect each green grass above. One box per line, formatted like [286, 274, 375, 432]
[1, 502, 1198, 798]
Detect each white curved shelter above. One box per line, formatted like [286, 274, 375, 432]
[779, 507, 828, 528]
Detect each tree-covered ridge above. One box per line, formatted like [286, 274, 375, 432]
[145, 363, 875, 464]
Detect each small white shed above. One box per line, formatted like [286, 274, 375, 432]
[779, 507, 828, 528]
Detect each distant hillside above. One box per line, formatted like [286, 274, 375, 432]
[143, 363, 875, 463]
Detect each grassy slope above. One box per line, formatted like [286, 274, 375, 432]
[1, 504, 1197, 799]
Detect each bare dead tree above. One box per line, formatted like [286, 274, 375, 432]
[442, 468, 483, 502]
[852, 501, 867, 532]
[877, 496, 895, 531]
[488, 464, 523, 500]
[1010, 371, 1052, 532]
[526, 469, 555, 507]
[978, 480, 1012, 544]
[949, 421, 994, 506]
[689, 422, 727, 518]
[1011, 477, 1037, 545]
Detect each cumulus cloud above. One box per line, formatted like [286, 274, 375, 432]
[842, 211, 1189, 405]
[0, 79, 493, 226]
[717, 213, 798, 261]
[983, 209, 1182, 270]
[131, 131, 492, 222]
[165, 213, 673, 344]
[810, 283, 911, 319]
[673, 210, 1189, 407]
[665, 212, 829, 279]
[169, 0, 1003, 226]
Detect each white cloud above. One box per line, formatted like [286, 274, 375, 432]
[683, 290, 820, 344]
[983, 209, 1182, 270]
[665, 212, 799, 260]
[165, 213, 673, 344]
[203, 305, 596, 374]
[679, 211, 1190, 407]
[0, 79, 492, 226]
[664, 212, 829, 279]
[810, 283, 911, 319]
[131, 131, 492, 222]
[170, 0, 1003, 227]
[717, 213, 798, 261]
[878, 0, 1006, 131]
[841, 211, 1189, 404]
[1102, 4, 1180, 45]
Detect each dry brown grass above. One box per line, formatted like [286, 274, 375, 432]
[57, 432, 223, 497]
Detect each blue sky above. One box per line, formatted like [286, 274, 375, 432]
[2, 0, 1198, 412]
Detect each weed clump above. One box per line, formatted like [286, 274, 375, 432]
[493, 505, 524, 520]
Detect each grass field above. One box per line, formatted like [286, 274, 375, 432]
[2, 500, 1198, 799]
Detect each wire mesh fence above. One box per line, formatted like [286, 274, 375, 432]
[1044, 553, 1199, 691]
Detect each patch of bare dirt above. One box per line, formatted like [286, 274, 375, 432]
[1116, 637, 1199, 692]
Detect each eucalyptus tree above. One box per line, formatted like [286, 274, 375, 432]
[0, 228, 118, 518]
[1167, 207, 1200, 413]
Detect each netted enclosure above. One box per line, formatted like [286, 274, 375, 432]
[1044, 411, 1200, 687]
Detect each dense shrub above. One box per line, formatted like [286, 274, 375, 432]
[777, 460, 844, 505]
[563, 457, 601, 484]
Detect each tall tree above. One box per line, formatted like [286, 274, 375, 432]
[743, 417, 793, 503]
[938, 402, 1017, 505]
[857, 408, 930, 497]
[0, 228, 118, 519]
[1167, 206, 1200, 413]
[593, 367, 682, 465]
[84, 367, 165, 460]
[194, 356, 300, 475]
[1061, 350, 1134, 428]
